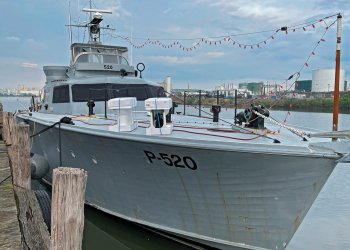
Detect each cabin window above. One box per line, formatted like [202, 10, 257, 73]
[72, 84, 107, 102]
[71, 84, 165, 102]
[107, 84, 149, 100]
[52, 85, 70, 103]
[119, 57, 128, 66]
[76, 54, 124, 65]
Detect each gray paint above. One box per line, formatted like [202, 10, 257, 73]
[21, 114, 339, 250]
[27, 38, 344, 250]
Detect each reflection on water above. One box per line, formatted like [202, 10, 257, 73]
[31, 180, 195, 250]
[6, 97, 350, 249]
[83, 206, 195, 250]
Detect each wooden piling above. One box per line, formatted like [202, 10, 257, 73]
[13, 185, 51, 250]
[0, 110, 88, 249]
[2, 112, 9, 143]
[0, 103, 3, 138]
[51, 167, 88, 250]
[11, 124, 31, 190]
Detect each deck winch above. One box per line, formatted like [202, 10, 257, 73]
[108, 97, 138, 132]
[145, 98, 173, 135]
[236, 104, 269, 129]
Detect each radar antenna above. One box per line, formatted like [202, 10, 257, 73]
[66, 7, 115, 45]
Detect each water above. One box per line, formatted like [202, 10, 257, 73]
[3, 97, 350, 250]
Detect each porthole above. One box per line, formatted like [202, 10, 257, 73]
[71, 150, 76, 158]
[91, 156, 98, 164]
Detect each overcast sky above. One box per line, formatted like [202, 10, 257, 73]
[2, 0, 350, 90]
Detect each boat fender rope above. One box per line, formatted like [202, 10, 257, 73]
[155, 99, 162, 135]
[29, 116, 74, 138]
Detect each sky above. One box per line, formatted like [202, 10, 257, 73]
[1, 0, 350, 90]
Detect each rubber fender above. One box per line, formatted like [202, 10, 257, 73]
[30, 154, 50, 180]
[34, 190, 51, 233]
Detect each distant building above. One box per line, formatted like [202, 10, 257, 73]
[18, 84, 27, 91]
[285, 93, 306, 99]
[157, 80, 172, 93]
[295, 80, 312, 92]
[215, 83, 237, 96]
[19, 90, 40, 96]
[296, 69, 347, 93]
[238, 82, 263, 94]
[312, 69, 346, 92]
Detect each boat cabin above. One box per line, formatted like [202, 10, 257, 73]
[39, 43, 166, 115]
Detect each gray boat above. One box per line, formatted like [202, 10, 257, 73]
[17, 7, 349, 250]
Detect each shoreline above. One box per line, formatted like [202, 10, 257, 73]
[172, 96, 350, 112]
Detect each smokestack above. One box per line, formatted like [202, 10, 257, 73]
[166, 76, 171, 97]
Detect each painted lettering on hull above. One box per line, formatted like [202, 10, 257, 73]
[143, 151, 197, 170]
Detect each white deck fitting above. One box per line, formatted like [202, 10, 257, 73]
[108, 97, 138, 132]
[145, 98, 173, 135]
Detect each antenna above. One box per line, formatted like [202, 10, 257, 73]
[82, 8, 113, 14]
[69, 0, 72, 47]
[66, 5, 115, 46]
[131, 17, 133, 66]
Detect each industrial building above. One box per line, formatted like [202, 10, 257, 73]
[295, 80, 312, 92]
[296, 69, 347, 93]
[157, 76, 172, 96]
[238, 82, 263, 93]
[312, 69, 346, 92]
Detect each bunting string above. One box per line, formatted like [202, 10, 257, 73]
[106, 14, 338, 51]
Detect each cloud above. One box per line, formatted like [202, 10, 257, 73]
[103, 0, 131, 19]
[21, 62, 38, 68]
[6, 37, 20, 41]
[207, 51, 225, 58]
[163, 8, 172, 14]
[145, 55, 200, 65]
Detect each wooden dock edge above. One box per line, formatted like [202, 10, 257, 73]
[0, 141, 22, 250]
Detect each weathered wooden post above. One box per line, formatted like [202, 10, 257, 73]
[11, 124, 31, 189]
[6, 114, 15, 147]
[2, 112, 9, 143]
[51, 167, 88, 250]
[0, 103, 3, 138]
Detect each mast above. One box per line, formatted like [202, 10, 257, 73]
[131, 17, 133, 65]
[69, 0, 73, 66]
[78, 0, 80, 41]
[89, 0, 92, 22]
[332, 14, 342, 140]
[69, 0, 72, 47]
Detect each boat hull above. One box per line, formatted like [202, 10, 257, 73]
[28, 121, 337, 250]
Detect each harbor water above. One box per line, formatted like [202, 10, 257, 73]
[2, 97, 350, 250]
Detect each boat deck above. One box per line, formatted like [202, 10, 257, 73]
[17, 111, 337, 158]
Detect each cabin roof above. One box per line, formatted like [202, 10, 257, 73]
[71, 43, 128, 52]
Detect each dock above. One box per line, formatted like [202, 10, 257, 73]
[0, 140, 22, 249]
[0, 109, 88, 250]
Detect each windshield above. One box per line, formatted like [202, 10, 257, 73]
[71, 83, 166, 102]
[76, 54, 129, 65]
